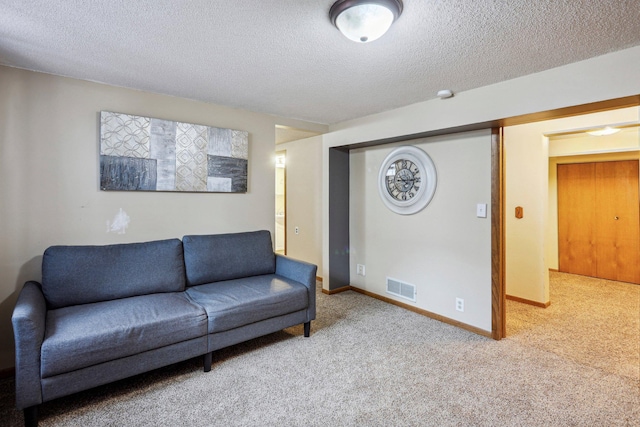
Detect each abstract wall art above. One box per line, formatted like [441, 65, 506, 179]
[99, 111, 249, 193]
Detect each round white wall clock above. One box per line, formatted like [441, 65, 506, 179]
[378, 145, 437, 215]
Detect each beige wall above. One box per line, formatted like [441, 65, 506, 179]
[276, 136, 323, 272]
[502, 124, 551, 303]
[0, 66, 323, 370]
[349, 131, 493, 331]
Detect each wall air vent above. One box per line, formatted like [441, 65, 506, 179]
[386, 277, 416, 302]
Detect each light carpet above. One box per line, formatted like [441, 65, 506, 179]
[1, 272, 638, 426]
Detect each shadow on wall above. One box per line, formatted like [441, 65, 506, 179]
[1, 256, 43, 370]
[14, 256, 43, 293]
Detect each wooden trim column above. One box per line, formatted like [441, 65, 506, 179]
[491, 128, 506, 339]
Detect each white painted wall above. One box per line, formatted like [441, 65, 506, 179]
[0, 66, 324, 371]
[504, 107, 639, 303]
[349, 131, 493, 331]
[275, 136, 323, 272]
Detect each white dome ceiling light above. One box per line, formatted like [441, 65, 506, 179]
[329, 0, 403, 43]
[586, 126, 621, 136]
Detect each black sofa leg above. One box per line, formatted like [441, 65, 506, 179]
[24, 405, 38, 427]
[204, 352, 212, 372]
[304, 321, 311, 337]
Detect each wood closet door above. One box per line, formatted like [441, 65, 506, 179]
[594, 161, 640, 284]
[558, 163, 597, 277]
[558, 160, 640, 284]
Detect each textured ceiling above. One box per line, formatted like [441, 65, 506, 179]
[2, 1, 640, 125]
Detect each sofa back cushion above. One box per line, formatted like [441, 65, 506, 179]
[42, 239, 186, 309]
[182, 230, 275, 286]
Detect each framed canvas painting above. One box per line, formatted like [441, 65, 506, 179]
[99, 111, 249, 193]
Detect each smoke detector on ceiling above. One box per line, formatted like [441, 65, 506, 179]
[437, 89, 454, 99]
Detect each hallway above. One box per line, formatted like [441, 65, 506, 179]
[507, 270, 640, 380]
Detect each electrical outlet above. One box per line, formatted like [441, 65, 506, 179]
[356, 264, 366, 276]
[456, 297, 464, 312]
[294, 226, 299, 235]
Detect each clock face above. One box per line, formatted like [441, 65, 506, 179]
[378, 146, 437, 215]
[385, 159, 421, 201]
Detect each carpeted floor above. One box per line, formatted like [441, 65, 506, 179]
[1, 271, 638, 426]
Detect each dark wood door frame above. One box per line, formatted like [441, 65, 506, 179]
[491, 128, 505, 339]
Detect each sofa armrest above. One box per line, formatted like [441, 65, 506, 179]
[11, 281, 46, 409]
[275, 255, 317, 321]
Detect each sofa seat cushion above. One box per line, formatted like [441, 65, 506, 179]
[185, 275, 308, 334]
[41, 293, 207, 378]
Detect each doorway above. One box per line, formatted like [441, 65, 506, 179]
[275, 151, 286, 255]
[557, 160, 640, 284]
[504, 108, 640, 313]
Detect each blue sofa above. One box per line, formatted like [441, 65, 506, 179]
[11, 230, 317, 427]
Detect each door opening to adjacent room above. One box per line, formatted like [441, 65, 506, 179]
[504, 109, 639, 373]
[505, 111, 640, 348]
[275, 151, 286, 255]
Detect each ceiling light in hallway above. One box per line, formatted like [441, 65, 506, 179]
[586, 126, 621, 136]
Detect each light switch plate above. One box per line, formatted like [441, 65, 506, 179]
[476, 203, 487, 218]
